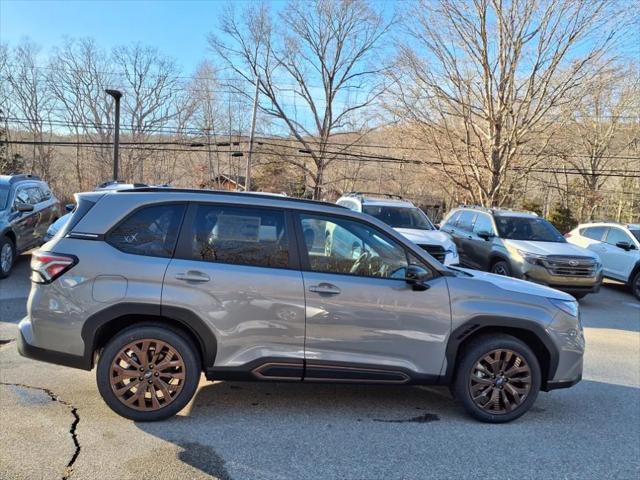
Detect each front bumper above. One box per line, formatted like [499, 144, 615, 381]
[545, 375, 582, 391]
[512, 261, 603, 293]
[17, 316, 90, 370]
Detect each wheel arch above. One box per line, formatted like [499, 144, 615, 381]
[81, 303, 217, 370]
[443, 316, 558, 391]
[1, 228, 16, 246]
[488, 253, 510, 269]
[628, 260, 640, 286]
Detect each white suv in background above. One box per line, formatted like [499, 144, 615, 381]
[336, 193, 459, 265]
[566, 222, 640, 300]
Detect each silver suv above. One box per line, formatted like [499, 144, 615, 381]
[441, 206, 603, 299]
[18, 188, 584, 423]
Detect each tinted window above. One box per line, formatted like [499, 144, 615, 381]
[26, 186, 42, 204]
[630, 230, 640, 242]
[15, 187, 31, 205]
[495, 216, 565, 242]
[190, 205, 289, 268]
[107, 204, 185, 257]
[301, 214, 408, 279]
[443, 211, 461, 227]
[581, 226, 608, 241]
[362, 206, 434, 230]
[473, 214, 494, 234]
[605, 228, 632, 246]
[457, 211, 476, 231]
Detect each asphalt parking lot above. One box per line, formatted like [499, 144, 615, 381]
[1, 254, 639, 480]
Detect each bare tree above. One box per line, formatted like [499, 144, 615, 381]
[4, 40, 56, 179]
[210, 0, 393, 198]
[111, 44, 187, 182]
[560, 65, 639, 221]
[390, 0, 625, 206]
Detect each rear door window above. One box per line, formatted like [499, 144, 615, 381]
[107, 204, 186, 258]
[188, 204, 289, 268]
[581, 226, 608, 241]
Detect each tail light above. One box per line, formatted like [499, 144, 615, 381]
[31, 251, 77, 284]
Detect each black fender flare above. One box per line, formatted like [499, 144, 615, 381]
[441, 315, 559, 389]
[80, 302, 217, 369]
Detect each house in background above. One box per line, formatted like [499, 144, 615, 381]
[200, 174, 247, 191]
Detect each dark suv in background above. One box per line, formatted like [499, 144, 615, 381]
[0, 174, 61, 278]
[440, 206, 602, 299]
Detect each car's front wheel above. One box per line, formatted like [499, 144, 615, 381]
[632, 270, 640, 301]
[96, 325, 201, 421]
[490, 260, 512, 277]
[454, 334, 541, 423]
[0, 235, 15, 279]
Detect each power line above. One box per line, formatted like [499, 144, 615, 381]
[6, 116, 640, 161]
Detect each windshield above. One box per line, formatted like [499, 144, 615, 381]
[0, 186, 9, 210]
[363, 205, 435, 230]
[630, 230, 640, 242]
[495, 216, 566, 242]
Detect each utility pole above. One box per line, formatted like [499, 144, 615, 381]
[105, 89, 122, 181]
[246, 74, 260, 192]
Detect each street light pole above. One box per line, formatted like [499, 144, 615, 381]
[105, 89, 122, 181]
[246, 74, 260, 192]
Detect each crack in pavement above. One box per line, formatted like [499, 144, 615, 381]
[0, 382, 81, 480]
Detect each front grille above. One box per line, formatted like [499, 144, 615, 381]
[420, 244, 446, 263]
[541, 256, 597, 277]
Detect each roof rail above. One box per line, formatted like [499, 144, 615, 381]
[116, 187, 347, 209]
[344, 191, 405, 200]
[458, 205, 539, 216]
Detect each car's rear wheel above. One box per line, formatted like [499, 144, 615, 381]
[632, 271, 640, 301]
[490, 260, 512, 277]
[0, 236, 15, 279]
[97, 325, 201, 421]
[454, 334, 541, 423]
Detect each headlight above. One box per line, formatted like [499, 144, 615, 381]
[549, 298, 579, 317]
[517, 249, 546, 265]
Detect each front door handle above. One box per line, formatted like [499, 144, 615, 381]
[309, 283, 341, 295]
[175, 271, 211, 283]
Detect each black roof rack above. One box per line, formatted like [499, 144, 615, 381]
[344, 192, 405, 200]
[116, 187, 347, 209]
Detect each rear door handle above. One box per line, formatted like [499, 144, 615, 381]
[309, 283, 341, 295]
[175, 271, 211, 283]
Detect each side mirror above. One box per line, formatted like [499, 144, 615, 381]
[477, 230, 494, 241]
[65, 203, 75, 213]
[616, 241, 635, 251]
[405, 265, 431, 291]
[15, 202, 34, 213]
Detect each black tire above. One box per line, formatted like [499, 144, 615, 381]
[96, 324, 201, 421]
[632, 271, 640, 301]
[454, 334, 541, 423]
[0, 235, 16, 279]
[572, 293, 587, 300]
[490, 260, 512, 277]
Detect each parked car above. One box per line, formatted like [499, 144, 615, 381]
[19, 187, 584, 423]
[335, 192, 459, 265]
[0, 174, 61, 278]
[566, 222, 640, 300]
[440, 206, 602, 299]
[44, 181, 150, 242]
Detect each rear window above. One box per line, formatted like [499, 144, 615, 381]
[107, 204, 186, 258]
[188, 205, 289, 268]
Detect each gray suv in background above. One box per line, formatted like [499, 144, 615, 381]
[441, 206, 603, 299]
[19, 188, 584, 423]
[0, 174, 61, 278]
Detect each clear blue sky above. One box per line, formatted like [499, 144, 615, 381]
[0, 0, 287, 74]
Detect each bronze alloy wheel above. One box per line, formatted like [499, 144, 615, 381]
[109, 338, 186, 411]
[468, 348, 532, 415]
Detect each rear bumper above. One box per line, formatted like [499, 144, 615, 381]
[17, 317, 90, 370]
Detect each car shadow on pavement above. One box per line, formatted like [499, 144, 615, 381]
[133, 378, 640, 480]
